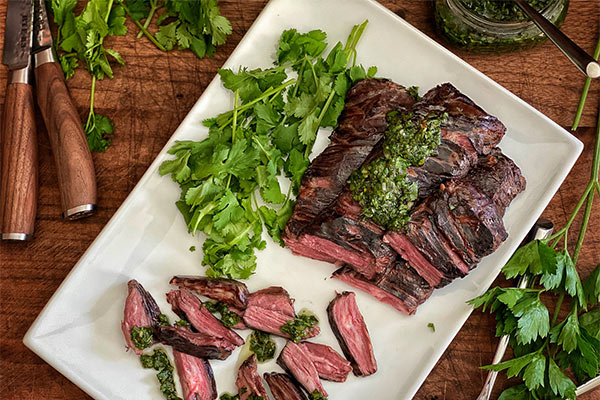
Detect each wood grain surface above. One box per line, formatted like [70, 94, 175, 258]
[1, 1, 599, 399]
[35, 59, 96, 217]
[1, 82, 37, 238]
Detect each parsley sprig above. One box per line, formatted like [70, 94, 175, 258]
[159, 22, 376, 279]
[470, 109, 600, 398]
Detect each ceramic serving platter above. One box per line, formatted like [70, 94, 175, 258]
[24, 0, 583, 399]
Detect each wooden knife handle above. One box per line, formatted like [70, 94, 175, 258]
[35, 58, 97, 219]
[1, 80, 38, 240]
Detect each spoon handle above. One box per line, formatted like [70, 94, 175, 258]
[513, 0, 600, 78]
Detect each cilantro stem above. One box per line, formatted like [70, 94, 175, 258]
[232, 90, 240, 143]
[571, 36, 600, 131]
[136, 0, 161, 39]
[85, 76, 97, 131]
[551, 292, 565, 326]
[121, 1, 167, 51]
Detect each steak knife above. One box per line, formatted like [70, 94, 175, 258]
[1, 0, 37, 241]
[32, 0, 97, 219]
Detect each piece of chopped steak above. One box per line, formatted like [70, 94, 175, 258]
[173, 350, 217, 400]
[121, 280, 162, 354]
[283, 78, 416, 239]
[247, 287, 295, 317]
[327, 292, 377, 376]
[236, 355, 268, 400]
[167, 289, 244, 346]
[298, 341, 352, 382]
[277, 341, 328, 397]
[156, 326, 234, 360]
[264, 372, 308, 400]
[243, 306, 320, 340]
[170, 275, 250, 310]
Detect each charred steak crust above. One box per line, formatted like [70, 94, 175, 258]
[327, 291, 377, 377]
[170, 276, 250, 310]
[283, 78, 416, 239]
[156, 326, 234, 360]
[264, 373, 308, 400]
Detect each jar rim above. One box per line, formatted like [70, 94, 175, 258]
[446, 0, 563, 32]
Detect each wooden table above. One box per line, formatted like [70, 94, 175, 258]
[1, 1, 599, 399]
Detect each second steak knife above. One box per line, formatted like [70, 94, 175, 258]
[32, 0, 97, 219]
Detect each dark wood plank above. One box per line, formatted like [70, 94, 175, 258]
[0, 1, 599, 399]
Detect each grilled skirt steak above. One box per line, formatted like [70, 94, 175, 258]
[173, 350, 217, 400]
[277, 341, 328, 397]
[170, 276, 250, 310]
[167, 289, 244, 346]
[264, 373, 308, 400]
[327, 292, 377, 376]
[121, 280, 162, 354]
[283, 78, 416, 239]
[298, 341, 352, 382]
[247, 287, 296, 317]
[156, 326, 235, 360]
[236, 355, 269, 400]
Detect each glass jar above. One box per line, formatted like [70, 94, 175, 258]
[433, 0, 569, 53]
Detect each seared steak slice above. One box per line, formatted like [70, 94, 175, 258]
[121, 280, 162, 354]
[167, 289, 244, 346]
[247, 287, 295, 317]
[298, 341, 352, 382]
[382, 231, 444, 287]
[327, 292, 377, 376]
[463, 149, 526, 215]
[236, 355, 268, 400]
[243, 307, 320, 340]
[170, 276, 249, 310]
[264, 373, 308, 400]
[277, 341, 328, 397]
[284, 78, 416, 239]
[173, 350, 217, 400]
[418, 83, 506, 155]
[156, 326, 234, 360]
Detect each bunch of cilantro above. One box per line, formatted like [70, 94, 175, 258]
[122, 0, 232, 58]
[159, 21, 376, 279]
[470, 105, 600, 398]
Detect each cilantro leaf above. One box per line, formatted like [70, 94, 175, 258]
[85, 113, 114, 152]
[497, 385, 531, 400]
[547, 357, 576, 399]
[502, 240, 541, 279]
[521, 353, 545, 391]
[580, 308, 600, 339]
[583, 265, 600, 307]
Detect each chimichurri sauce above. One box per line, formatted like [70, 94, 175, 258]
[348, 110, 446, 231]
[458, 0, 552, 22]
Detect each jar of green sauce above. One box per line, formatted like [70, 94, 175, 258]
[434, 0, 569, 53]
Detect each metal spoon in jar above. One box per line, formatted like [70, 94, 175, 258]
[510, 0, 600, 78]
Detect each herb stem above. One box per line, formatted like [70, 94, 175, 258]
[232, 90, 239, 144]
[571, 36, 600, 131]
[551, 292, 565, 326]
[121, 2, 167, 51]
[137, 0, 160, 39]
[85, 76, 97, 130]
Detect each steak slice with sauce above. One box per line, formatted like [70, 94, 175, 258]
[173, 350, 217, 400]
[236, 355, 269, 400]
[167, 289, 244, 346]
[298, 341, 352, 382]
[283, 78, 416, 239]
[247, 287, 295, 317]
[327, 292, 377, 376]
[121, 280, 162, 354]
[264, 372, 308, 400]
[156, 326, 235, 360]
[277, 341, 328, 397]
[170, 276, 250, 310]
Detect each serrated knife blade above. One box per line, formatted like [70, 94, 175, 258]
[3, 0, 34, 70]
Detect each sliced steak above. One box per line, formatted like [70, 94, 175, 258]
[298, 341, 352, 382]
[327, 292, 377, 376]
[121, 280, 162, 354]
[418, 83, 506, 155]
[242, 307, 320, 340]
[277, 341, 328, 397]
[247, 287, 295, 317]
[173, 350, 217, 400]
[463, 149, 526, 215]
[170, 276, 249, 310]
[236, 355, 268, 400]
[264, 373, 308, 400]
[156, 326, 234, 360]
[167, 289, 244, 346]
[284, 78, 416, 239]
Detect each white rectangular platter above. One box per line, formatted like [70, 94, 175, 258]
[24, 0, 583, 399]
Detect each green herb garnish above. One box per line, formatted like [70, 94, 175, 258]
[470, 106, 600, 398]
[130, 326, 154, 350]
[219, 393, 265, 400]
[458, 0, 552, 22]
[249, 331, 276, 362]
[428, 323, 435, 332]
[280, 311, 319, 343]
[189, 245, 196, 252]
[175, 319, 190, 327]
[157, 314, 170, 326]
[159, 21, 375, 278]
[204, 301, 241, 328]
[140, 349, 181, 400]
[310, 390, 327, 400]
